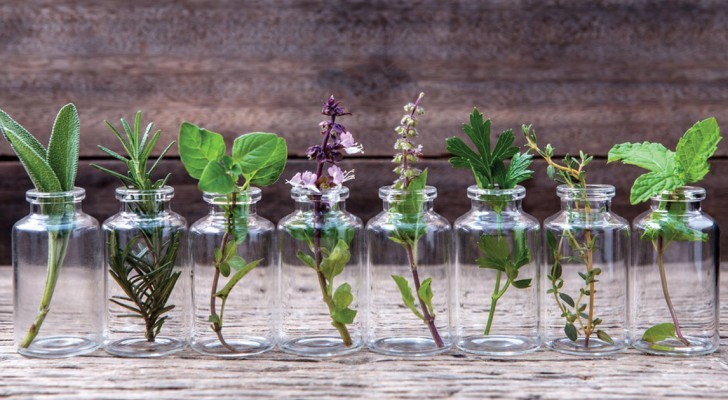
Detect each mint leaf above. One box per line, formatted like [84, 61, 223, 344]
[642, 322, 678, 343]
[629, 171, 684, 204]
[607, 142, 675, 173]
[675, 117, 721, 183]
[178, 122, 226, 179]
[391, 275, 424, 320]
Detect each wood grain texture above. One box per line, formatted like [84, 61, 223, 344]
[1, 158, 726, 265]
[0, 0, 727, 156]
[1, 265, 728, 399]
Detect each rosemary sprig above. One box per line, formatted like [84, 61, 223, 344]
[92, 111, 181, 342]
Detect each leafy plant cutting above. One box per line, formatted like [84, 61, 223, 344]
[0, 104, 80, 348]
[385, 93, 446, 347]
[524, 125, 613, 347]
[91, 111, 181, 343]
[446, 108, 533, 335]
[285, 95, 364, 346]
[179, 122, 287, 352]
[608, 117, 721, 346]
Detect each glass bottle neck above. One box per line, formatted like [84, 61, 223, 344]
[210, 202, 258, 216]
[295, 197, 347, 213]
[560, 198, 611, 213]
[650, 199, 702, 213]
[119, 199, 172, 216]
[471, 198, 522, 213]
[30, 201, 82, 215]
[383, 199, 434, 213]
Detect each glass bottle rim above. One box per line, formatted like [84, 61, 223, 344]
[379, 185, 437, 201]
[115, 185, 175, 202]
[651, 186, 705, 202]
[467, 185, 525, 200]
[203, 187, 262, 205]
[556, 184, 615, 200]
[26, 187, 85, 204]
[290, 185, 349, 202]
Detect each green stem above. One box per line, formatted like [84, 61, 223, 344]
[655, 236, 690, 346]
[20, 230, 71, 348]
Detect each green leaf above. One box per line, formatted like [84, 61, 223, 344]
[319, 240, 351, 281]
[477, 235, 510, 271]
[512, 279, 532, 289]
[559, 293, 575, 308]
[227, 255, 245, 271]
[391, 275, 424, 320]
[208, 313, 221, 325]
[642, 323, 678, 343]
[333, 283, 354, 309]
[565, 323, 578, 341]
[417, 277, 435, 315]
[629, 171, 684, 204]
[501, 151, 534, 188]
[296, 250, 316, 269]
[47, 104, 80, 192]
[215, 259, 262, 300]
[596, 330, 614, 345]
[219, 261, 231, 277]
[675, 117, 721, 183]
[232, 133, 288, 186]
[178, 122, 226, 180]
[607, 142, 676, 173]
[198, 161, 235, 194]
[0, 109, 62, 193]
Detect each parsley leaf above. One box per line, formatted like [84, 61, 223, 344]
[446, 108, 532, 189]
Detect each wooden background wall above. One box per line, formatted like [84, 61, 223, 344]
[0, 0, 727, 264]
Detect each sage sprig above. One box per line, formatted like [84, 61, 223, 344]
[608, 117, 721, 346]
[179, 122, 287, 352]
[0, 104, 80, 348]
[91, 112, 181, 343]
[446, 108, 533, 335]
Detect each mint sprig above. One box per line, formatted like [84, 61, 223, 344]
[607, 117, 721, 204]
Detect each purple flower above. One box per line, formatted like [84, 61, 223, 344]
[322, 95, 351, 117]
[306, 145, 325, 161]
[287, 171, 319, 192]
[327, 165, 355, 187]
[339, 132, 364, 154]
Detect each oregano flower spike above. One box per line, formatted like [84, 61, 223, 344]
[287, 95, 363, 193]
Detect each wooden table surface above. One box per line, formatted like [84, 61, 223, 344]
[1, 266, 727, 400]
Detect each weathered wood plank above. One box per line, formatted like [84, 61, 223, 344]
[1, 158, 726, 265]
[0, 0, 727, 156]
[0, 263, 727, 399]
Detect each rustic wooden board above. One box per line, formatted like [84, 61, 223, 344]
[1, 265, 728, 399]
[1, 158, 726, 265]
[0, 0, 727, 156]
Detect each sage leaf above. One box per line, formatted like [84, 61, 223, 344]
[642, 322, 678, 343]
[178, 122, 226, 179]
[47, 104, 80, 192]
[0, 109, 62, 193]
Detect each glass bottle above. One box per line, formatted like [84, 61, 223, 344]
[278, 186, 364, 357]
[454, 185, 540, 355]
[542, 184, 629, 355]
[13, 188, 103, 358]
[189, 188, 275, 357]
[366, 185, 452, 356]
[630, 187, 719, 356]
[102, 186, 189, 358]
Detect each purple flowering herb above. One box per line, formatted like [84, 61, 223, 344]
[388, 93, 444, 348]
[286, 95, 363, 346]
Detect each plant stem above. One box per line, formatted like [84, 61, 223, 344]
[655, 236, 690, 346]
[20, 230, 70, 348]
[583, 228, 595, 347]
[404, 243, 444, 347]
[210, 191, 238, 352]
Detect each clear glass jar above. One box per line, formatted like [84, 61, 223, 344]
[454, 185, 540, 356]
[278, 186, 364, 357]
[366, 185, 452, 356]
[102, 186, 189, 358]
[13, 188, 103, 358]
[630, 187, 719, 356]
[542, 184, 629, 356]
[189, 188, 275, 358]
